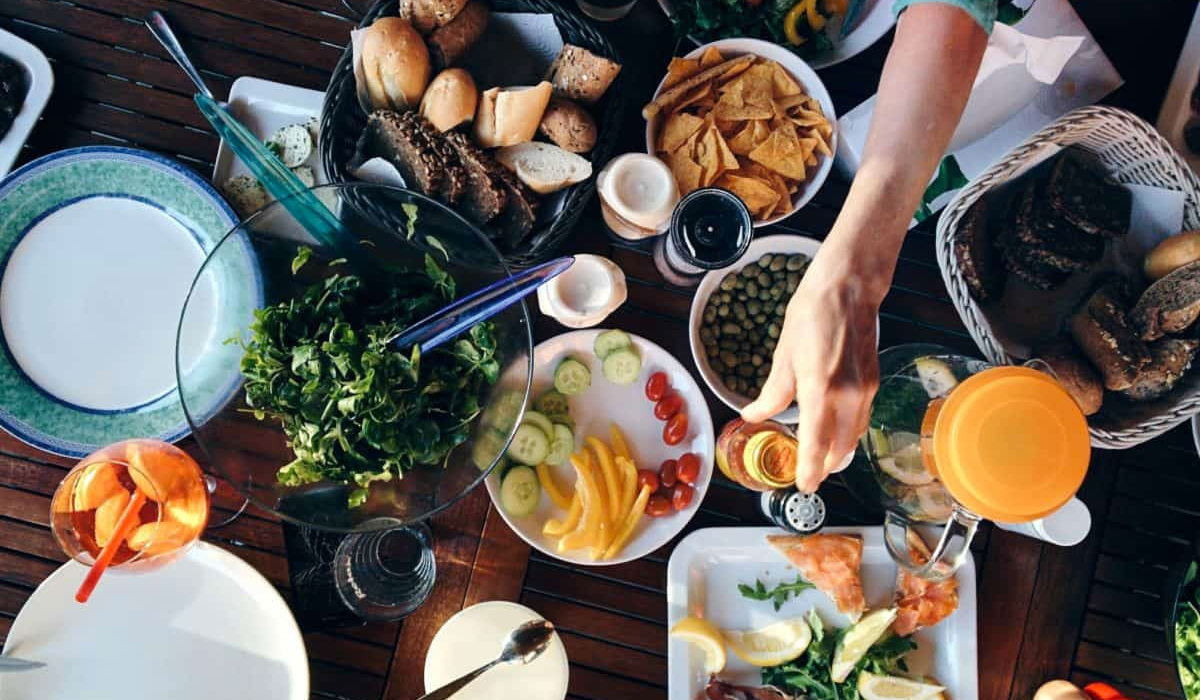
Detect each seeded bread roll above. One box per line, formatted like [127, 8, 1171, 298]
[547, 44, 621, 106]
[1033, 340, 1103, 415]
[397, 0, 469, 33]
[1119, 338, 1199, 402]
[1144, 230, 1200, 281]
[427, 0, 489, 69]
[538, 98, 597, 154]
[1129, 260, 1200, 341]
[1069, 282, 1151, 391]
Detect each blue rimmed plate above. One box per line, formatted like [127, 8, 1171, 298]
[0, 146, 259, 457]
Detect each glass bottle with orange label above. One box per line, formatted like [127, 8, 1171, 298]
[851, 344, 1091, 580]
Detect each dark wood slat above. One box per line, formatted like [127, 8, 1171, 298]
[304, 631, 393, 675]
[525, 560, 666, 624]
[1088, 582, 1163, 627]
[0, 518, 70, 563]
[1075, 641, 1182, 693]
[1071, 671, 1181, 700]
[567, 663, 667, 700]
[463, 505, 531, 607]
[521, 591, 666, 656]
[310, 659, 387, 700]
[147, 0, 353, 44]
[557, 630, 667, 688]
[977, 530, 1042, 700]
[0, 549, 58, 589]
[1080, 613, 1172, 663]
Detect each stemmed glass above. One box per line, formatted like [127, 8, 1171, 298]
[175, 183, 533, 621]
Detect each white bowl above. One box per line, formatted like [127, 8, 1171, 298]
[689, 235, 878, 426]
[644, 37, 837, 228]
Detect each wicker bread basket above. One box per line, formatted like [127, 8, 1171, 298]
[936, 105, 1200, 449]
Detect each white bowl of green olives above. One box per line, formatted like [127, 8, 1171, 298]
[690, 235, 877, 424]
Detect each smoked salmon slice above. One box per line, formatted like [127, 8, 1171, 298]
[766, 533, 866, 621]
[893, 531, 959, 636]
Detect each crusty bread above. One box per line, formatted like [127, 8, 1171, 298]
[547, 44, 622, 106]
[474, 82, 552, 149]
[538, 98, 597, 154]
[1130, 260, 1200, 341]
[428, 0, 488, 69]
[420, 68, 478, 132]
[1144, 230, 1200, 281]
[1069, 282, 1151, 391]
[398, 0, 469, 33]
[953, 196, 1003, 303]
[1033, 340, 1103, 415]
[1119, 338, 1199, 402]
[361, 18, 430, 110]
[496, 142, 593, 195]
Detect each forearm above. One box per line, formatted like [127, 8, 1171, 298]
[823, 2, 988, 301]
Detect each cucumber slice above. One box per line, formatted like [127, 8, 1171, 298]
[602, 348, 642, 385]
[499, 466, 541, 516]
[593, 329, 633, 359]
[554, 358, 592, 395]
[481, 390, 525, 434]
[534, 390, 570, 417]
[546, 424, 575, 467]
[521, 410, 555, 440]
[506, 423, 550, 466]
[472, 428, 509, 470]
[547, 414, 574, 431]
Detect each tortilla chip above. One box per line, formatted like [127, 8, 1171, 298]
[713, 126, 740, 171]
[713, 89, 772, 121]
[675, 82, 713, 111]
[699, 46, 725, 69]
[696, 126, 727, 186]
[770, 63, 802, 97]
[663, 58, 701, 89]
[665, 148, 703, 194]
[658, 112, 705, 153]
[748, 124, 808, 181]
[728, 121, 767, 155]
[717, 60, 754, 83]
[718, 173, 780, 218]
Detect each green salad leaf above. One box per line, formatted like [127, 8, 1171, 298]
[738, 576, 817, 612]
[237, 247, 500, 507]
[1178, 561, 1200, 700]
[669, 0, 833, 60]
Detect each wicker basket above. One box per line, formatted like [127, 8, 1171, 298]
[936, 105, 1200, 449]
[320, 0, 626, 268]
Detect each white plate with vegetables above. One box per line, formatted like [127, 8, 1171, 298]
[485, 329, 715, 566]
[667, 527, 977, 700]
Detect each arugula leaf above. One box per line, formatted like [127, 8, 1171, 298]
[292, 246, 313, 274]
[402, 202, 419, 240]
[738, 576, 817, 611]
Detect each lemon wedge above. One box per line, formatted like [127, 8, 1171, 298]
[724, 618, 813, 667]
[670, 617, 727, 675]
[858, 672, 945, 700]
[831, 607, 897, 683]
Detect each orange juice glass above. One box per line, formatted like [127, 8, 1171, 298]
[51, 439, 210, 571]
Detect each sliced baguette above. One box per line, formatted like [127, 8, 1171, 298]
[496, 142, 592, 195]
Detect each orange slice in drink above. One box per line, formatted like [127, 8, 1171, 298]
[72, 462, 125, 511]
[94, 491, 131, 547]
[126, 520, 193, 557]
[126, 441, 188, 503]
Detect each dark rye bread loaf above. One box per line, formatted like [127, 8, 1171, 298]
[1045, 150, 1131, 238]
[402, 111, 467, 204]
[1069, 282, 1151, 391]
[491, 165, 538, 247]
[442, 131, 508, 224]
[1129, 260, 1200, 341]
[1119, 337, 1199, 402]
[1007, 178, 1105, 268]
[360, 111, 466, 206]
[953, 197, 1004, 302]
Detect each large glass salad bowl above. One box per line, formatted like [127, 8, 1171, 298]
[174, 183, 533, 618]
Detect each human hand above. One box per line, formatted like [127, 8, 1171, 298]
[740, 250, 882, 493]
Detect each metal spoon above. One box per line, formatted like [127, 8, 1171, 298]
[417, 619, 555, 700]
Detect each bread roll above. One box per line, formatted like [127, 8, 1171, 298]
[497, 142, 592, 195]
[538, 98, 597, 153]
[1144, 230, 1200, 280]
[361, 18, 430, 110]
[1033, 341, 1103, 416]
[420, 69, 478, 132]
[428, 0, 489, 69]
[398, 0, 469, 34]
[474, 82, 553, 149]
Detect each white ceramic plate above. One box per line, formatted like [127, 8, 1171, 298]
[1156, 3, 1200, 176]
[688, 234, 878, 426]
[644, 38, 837, 228]
[0, 542, 309, 700]
[667, 526, 978, 700]
[424, 601, 569, 700]
[0, 27, 53, 178]
[212, 76, 327, 188]
[485, 329, 715, 566]
[655, 0, 896, 71]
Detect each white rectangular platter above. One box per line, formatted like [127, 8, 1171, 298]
[211, 76, 327, 187]
[666, 526, 977, 700]
[0, 27, 53, 178]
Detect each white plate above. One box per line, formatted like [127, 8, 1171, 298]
[0, 542, 309, 700]
[655, 0, 895, 71]
[485, 329, 715, 566]
[688, 234, 878, 428]
[424, 601, 569, 700]
[212, 76, 327, 188]
[1156, 3, 1200, 176]
[0, 27, 53, 178]
[644, 38, 837, 228]
[667, 527, 977, 700]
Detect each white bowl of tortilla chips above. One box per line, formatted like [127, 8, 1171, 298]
[643, 38, 837, 227]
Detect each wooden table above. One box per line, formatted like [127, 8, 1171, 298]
[1, 1, 1198, 698]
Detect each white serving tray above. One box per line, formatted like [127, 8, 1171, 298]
[667, 526, 978, 700]
[0, 27, 53, 178]
[1157, 3, 1200, 175]
[212, 76, 327, 187]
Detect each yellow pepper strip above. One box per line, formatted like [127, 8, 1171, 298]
[783, 0, 812, 46]
[587, 436, 623, 523]
[603, 484, 653, 560]
[536, 463, 573, 510]
[616, 455, 638, 520]
[806, 0, 826, 31]
[558, 453, 597, 552]
[609, 423, 633, 463]
[543, 490, 581, 536]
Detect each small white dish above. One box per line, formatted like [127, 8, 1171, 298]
[424, 601, 569, 700]
[644, 38, 838, 228]
[0, 542, 309, 700]
[536, 254, 628, 328]
[212, 76, 327, 188]
[688, 234, 878, 426]
[667, 526, 977, 700]
[0, 27, 53, 178]
[485, 329, 715, 566]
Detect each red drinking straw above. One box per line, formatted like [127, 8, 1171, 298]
[75, 489, 148, 603]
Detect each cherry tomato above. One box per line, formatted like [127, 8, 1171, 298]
[676, 453, 701, 486]
[672, 482, 695, 511]
[663, 412, 688, 445]
[654, 393, 683, 421]
[645, 371, 669, 402]
[636, 469, 660, 493]
[645, 494, 673, 517]
[659, 459, 678, 488]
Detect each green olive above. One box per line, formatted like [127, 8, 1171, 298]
[700, 327, 715, 344]
[720, 276, 737, 291]
[768, 323, 781, 339]
[721, 322, 740, 335]
[757, 254, 773, 268]
[756, 272, 771, 287]
[747, 300, 761, 315]
[769, 256, 786, 272]
[737, 364, 754, 378]
[745, 282, 759, 297]
[787, 255, 807, 271]
[717, 305, 729, 318]
[754, 314, 767, 324]
[751, 354, 764, 367]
